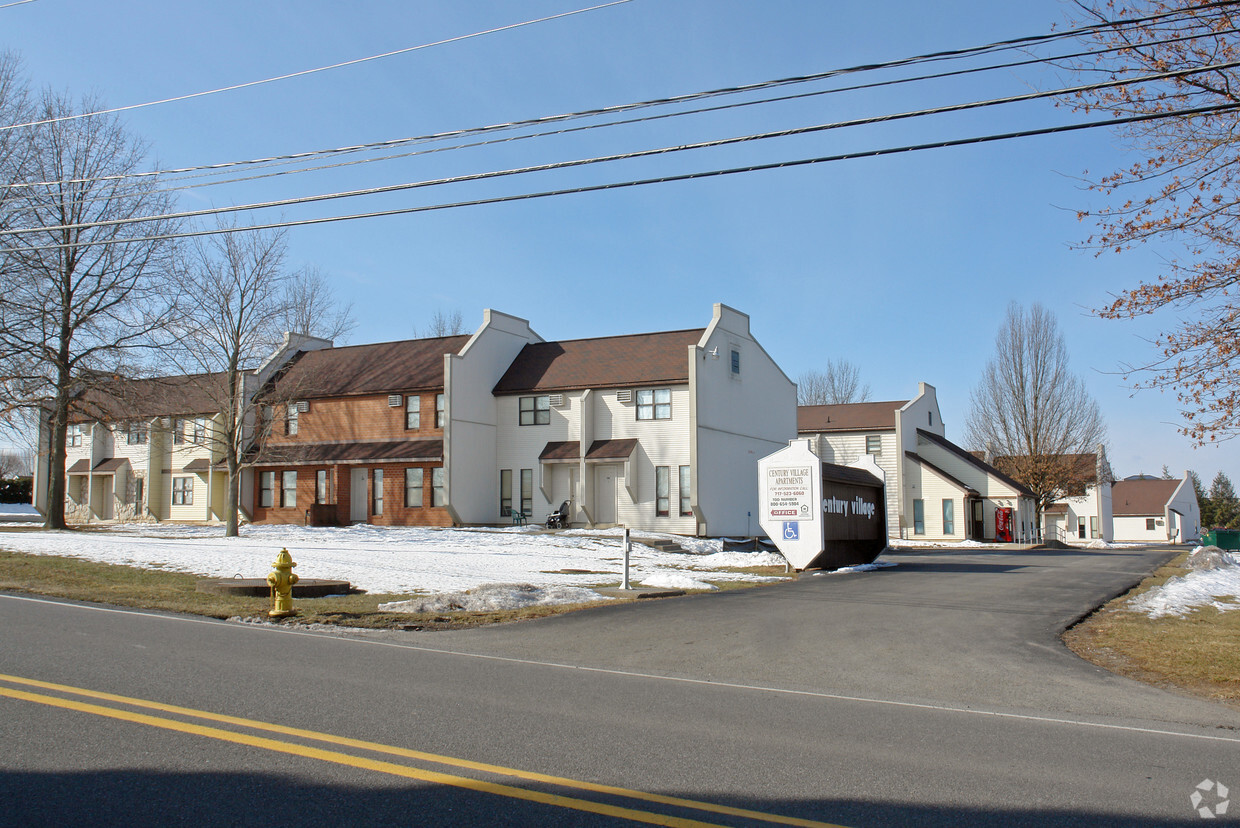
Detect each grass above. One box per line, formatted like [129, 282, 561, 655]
[1063, 549, 1240, 708]
[0, 547, 790, 631]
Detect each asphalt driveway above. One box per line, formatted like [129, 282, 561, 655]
[411, 544, 1240, 729]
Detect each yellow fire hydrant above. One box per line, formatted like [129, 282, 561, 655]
[267, 548, 299, 618]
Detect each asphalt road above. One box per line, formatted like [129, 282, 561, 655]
[2, 544, 1237, 827]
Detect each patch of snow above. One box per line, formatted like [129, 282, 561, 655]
[0, 503, 38, 516]
[1086, 539, 1114, 549]
[1128, 546, 1240, 618]
[0, 523, 787, 597]
[378, 583, 611, 613]
[809, 560, 897, 576]
[637, 572, 717, 591]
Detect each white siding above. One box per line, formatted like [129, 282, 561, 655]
[812, 430, 900, 540]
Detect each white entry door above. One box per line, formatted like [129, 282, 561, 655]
[350, 468, 368, 522]
[594, 465, 618, 525]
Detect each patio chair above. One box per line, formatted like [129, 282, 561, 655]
[545, 501, 570, 529]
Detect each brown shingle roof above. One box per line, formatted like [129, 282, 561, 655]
[253, 439, 444, 466]
[539, 441, 580, 461]
[585, 439, 638, 460]
[994, 453, 1099, 487]
[916, 430, 1036, 498]
[275, 336, 469, 399]
[492, 329, 703, 394]
[72, 372, 229, 423]
[1112, 479, 1180, 516]
[797, 400, 906, 433]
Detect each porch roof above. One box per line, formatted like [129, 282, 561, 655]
[585, 438, 638, 461]
[253, 439, 443, 466]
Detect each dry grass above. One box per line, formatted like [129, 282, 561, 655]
[0, 547, 789, 630]
[1063, 549, 1240, 708]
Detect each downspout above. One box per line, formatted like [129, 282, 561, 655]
[688, 344, 706, 536]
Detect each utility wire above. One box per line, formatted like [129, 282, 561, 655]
[5, 100, 1237, 255]
[10, 58, 1238, 237]
[9, 0, 1233, 190]
[0, 0, 633, 132]
[0, 0, 38, 7]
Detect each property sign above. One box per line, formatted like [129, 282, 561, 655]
[765, 465, 814, 521]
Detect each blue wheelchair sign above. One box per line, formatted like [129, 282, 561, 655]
[782, 521, 799, 541]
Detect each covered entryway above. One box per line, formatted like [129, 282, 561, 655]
[593, 464, 618, 525]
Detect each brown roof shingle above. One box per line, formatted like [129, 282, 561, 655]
[275, 336, 470, 399]
[797, 400, 906, 433]
[72, 372, 230, 423]
[253, 439, 444, 466]
[493, 329, 703, 394]
[1112, 479, 1181, 516]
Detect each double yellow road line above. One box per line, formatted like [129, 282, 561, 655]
[0, 673, 847, 828]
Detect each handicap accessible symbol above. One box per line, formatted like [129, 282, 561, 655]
[783, 522, 799, 541]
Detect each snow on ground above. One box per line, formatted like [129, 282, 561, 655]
[805, 560, 897, 576]
[1128, 546, 1240, 618]
[0, 522, 790, 597]
[0, 503, 42, 523]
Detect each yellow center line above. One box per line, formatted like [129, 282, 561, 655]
[0, 673, 848, 828]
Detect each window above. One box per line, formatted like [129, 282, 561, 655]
[656, 466, 669, 517]
[405, 468, 424, 508]
[520, 468, 532, 516]
[405, 395, 421, 430]
[172, 418, 186, 445]
[499, 469, 512, 517]
[519, 395, 550, 426]
[928, 411, 934, 426]
[134, 477, 144, 509]
[679, 466, 692, 517]
[1090, 516, 1100, 539]
[259, 472, 274, 507]
[126, 422, 147, 445]
[730, 349, 741, 374]
[636, 388, 671, 420]
[432, 467, 445, 506]
[942, 499, 954, 535]
[193, 418, 208, 444]
[316, 470, 329, 504]
[372, 469, 383, 516]
[281, 471, 297, 508]
[866, 435, 882, 456]
[435, 393, 445, 428]
[1146, 517, 1157, 531]
[913, 499, 925, 535]
[1079, 517, 1087, 539]
[172, 477, 193, 506]
[286, 403, 299, 436]
[67, 424, 84, 447]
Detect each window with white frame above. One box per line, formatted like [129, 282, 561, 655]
[942, 499, 954, 535]
[172, 418, 186, 445]
[519, 395, 550, 426]
[172, 477, 193, 506]
[285, 403, 299, 436]
[281, 471, 297, 508]
[316, 470, 329, 504]
[435, 394, 445, 428]
[372, 469, 384, 516]
[405, 468, 423, 507]
[193, 418, 208, 444]
[913, 499, 925, 535]
[67, 424, 84, 447]
[679, 466, 692, 517]
[636, 388, 671, 420]
[1146, 518, 1156, 531]
[405, 395, 420, 430]
[866, 435, 882, 456]
[126, 421, 147, 445]
[499, 469, 512, 517]
[519, 469, 532, 516]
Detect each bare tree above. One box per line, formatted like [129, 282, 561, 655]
[797, 359, 872, 406]
[0, 448, 32, 478]
[414, 309, 465, 338]
[0, 90, 179, 529]
[965, 303, 1106, 518]
[160, 225, 313, 537]
[0, 52, 31, 229]
[275, 265, 355, 344]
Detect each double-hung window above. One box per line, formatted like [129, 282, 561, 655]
[172, 477, 193, 506]
[435, 394, 445, 428]
[281, 471, 297, 508]
[636, 388, 671, 420]
[405, 395, 421, 430]
[405, 468, 424, 508]
[913, 499, 925, 535]
[655, 466, 670, 517]
[432, 467, 445, 506]
[126, 422, 147, 445]
[193, 418, 208, 444]
[499, 469, 512, 517]
[679, 466, 692, 516]
[372, 469, 384, 516]
[866, 435, 882, 456]
[942, 499, 954, 535]
[519, 469, 532, 516]
[172, 419, 186, 445]
[259, 472, 274, 507]
[67, 424, 84, 447]
[316, 470, 329, 504]
[286, 404, 299, 436]
[519, 396, 550, 426]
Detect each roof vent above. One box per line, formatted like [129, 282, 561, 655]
[616, 390, 632, 403]
[296, 401, 310, 413]
[388, 395, 403, 408]
[549, 394, 565, 407]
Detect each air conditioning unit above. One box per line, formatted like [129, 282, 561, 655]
[616, 390, 632, 403]
[548, 394, 565, 407]
[296, 400, 310, 413]
[388, 395, 403, 408]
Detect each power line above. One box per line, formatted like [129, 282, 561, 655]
[5, 101, 1236, 254]
[0, 0, 38, 8]
[10, 58, 1238, 237]
[10, 0, 1232, 191]
[0, 0, 633, 132]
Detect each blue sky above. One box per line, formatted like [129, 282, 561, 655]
[4, 0, 1235, 486]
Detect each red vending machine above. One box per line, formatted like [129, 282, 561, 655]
[995, 507, 1014, 543]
